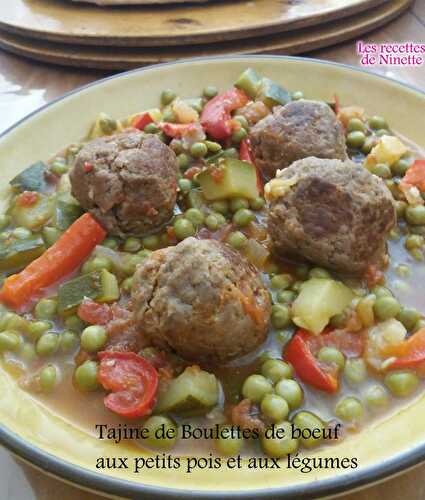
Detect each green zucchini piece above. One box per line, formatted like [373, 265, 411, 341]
[155, 366, 219, 416]
[10, 193, 54, 231]
[10, 162, 48, 193]
[258, 78, 291, 108]
[0, 235, 46, 272]
[197, 158, 259, 201]
[235, 68, 261, 99]
[54, 199, 83, 230]
[58, 269, 119, 314]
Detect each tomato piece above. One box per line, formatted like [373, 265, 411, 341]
[285, 330, 338, 393]
[16, 191, 39, 207]
[158, 122, 197, 138]
[239, 138, 263, 194]
[132, 111, 154, 131]
[78, 299, 112, 325]
[401, 160, 425, 192]
[98, 351, 158, 419]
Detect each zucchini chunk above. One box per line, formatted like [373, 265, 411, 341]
[10, 161, 48, 193]
[10, 193, 54, 231]
[0, 235, 46, 272]
[257, 78, 291, 108]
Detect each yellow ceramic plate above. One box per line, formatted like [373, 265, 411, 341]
[0, 56, 425, 499]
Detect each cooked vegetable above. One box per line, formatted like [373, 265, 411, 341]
[257, 78, 290, 108]
[335, 397, 364, 422]
[0, 213, 106, 309]
[54, 197, 84, 231]
[215, 425, 244, 457]
[0, 234, 46, 272]
[275, 379, 303, 409]
[369, 135, 407, 166]
[80, 325, 108, 353]
[197, 158, 259, 201]
[239, 139, 264, 193]
[401, 159, 425, 192]
[260, 394, 289, 422]
[261, 359, 293, 383]
[261, 421, 298, 458]
[10, 162, 48, 193]
[155, 366, 219, 415]
[98, 351, 158, 419]
[384, 370, 419, 397]
[74, 360, 100, 392]
[10, 192, 54, 230]
[144, 415, 178, 450]
[292, 278, 354, 334]
[235, 68, 261, 99]
[242, 374, 273, 403]
[292, 411, 324, 449]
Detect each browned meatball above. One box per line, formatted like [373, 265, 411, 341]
[250, 100, 347, 179]
[267, 157, 396, 275]
[70, 130, 178, 237]
[132, 238, 271, 365]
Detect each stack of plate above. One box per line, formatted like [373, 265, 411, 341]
[0, 0, 412, 70]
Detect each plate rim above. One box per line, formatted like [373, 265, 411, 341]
[0, 54, 425, 499]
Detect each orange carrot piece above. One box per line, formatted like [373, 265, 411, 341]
[401, 160, 425, 192]
[0, 213, 106, 309]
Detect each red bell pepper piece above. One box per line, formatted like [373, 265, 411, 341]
[201, 88, 249, 140]
[400, 160, 425, 192]
[98, 351, 158, 419]
[285, 329, 339, 393]
[333, 94, 341, 115]
[386, 328, 425, 370]
[158, 122, 198, 138]
[132, 111, 154, 131]
[78, 298, 113, 325]
[239, 138, 264, 194]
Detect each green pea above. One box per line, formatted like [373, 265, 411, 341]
[230, 197, 249, 212]
[59, 331, 79, 353]
[233, 115, 249, 130]
[121, 277, 134, 293]
[346, 131, 366, 149]
[276, 290, 297, 304]
[261, 394, 289, 422]
[20, 343, 37, 363]
[233, 208, 255, 227]
[42, 227, 62, 247]
[231, 128, 248, 145]
[261, 421, 298, 458]
[27, 321, 51, 341]
[392, 158, 412, 177]
[373, 296, 401, 321]
[36, 333, 59, 357]
[291, 91, 304, 100]
[371, 163, 392, 179]
[35, 299, 57, 321]
[142, 234, 161, 250]
[309, 267, 331, 279]
[396, 307, 420, 331]
[144, 123, 160, 134]
[122, 254, 144, 275]
[295, 264, 310, 280]
[74, 361, 99, 392]
[317, 347, 345, 370]
[291, 281, 304, 293]
[413, 319, 425, 333]
[223, 147, 239, 159]
[39, 364, 58, 392]
[362, 136, 378, 154]
[81, 325, 107, 353]
[242, 374, 273, 403]
[173, 218, 196, 241]
[406, 205, 425, 226]
[292, 411, 324, 449]
[6, 313, 29, 333]
[215, 425, 244, 457]
[275, 379, 303, 410]
[0, 331, 20, 352]
[102, 238, 119, 250]
[190, 142, 208, 158]
[344, 358, 367, 385]
[371, 286, 392, 298]
[13, 227, 32, 240]
[347, 118, 366, 133]
[51, 160, 69, 176]
[144, 415, 178, 450]
[226, 231, 248, 250]
[161, 89, 176, 106]
[0, 214, 10, 230]
[365, 385, 389, 411]
[249, 197, 265, 211]
[162, 108, 176, 123]
[375, 129, 390, 137]
[210, 200, 229, 215]
[203, 86, 218, 99]
[64, 315, 85, 333]
[177, 178, 192, 193]
[369, 115, 388, 130]
[271, 304, 291, 329]
[205, 214, 219, 231]
[177, 153, 190, 170]
[395, 201, 407, 218]
[261, 359, 293, 383]
[185, 208, 205, 227]
[205, 141, 222, 153]
[89, 256, 113, 272]
[330, 313, 347, 329]
[384, 370, 419, 397]
[170, 139, 183, 154]
[335, 397, 364, 422]
[138, 249, 153, 259]
[270, 273, 292, 290]
[410, 248, 424, 261]
[123, 237, 142, 253]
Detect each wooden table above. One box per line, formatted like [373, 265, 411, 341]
[0, 2, 424, 498]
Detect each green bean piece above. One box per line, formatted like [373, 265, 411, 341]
[161, 89, 176, 106]
[292, 411, 324, 449]
[36, 333, 59, 357]
[373, 296, 401, 321]
[261, 421, 298, 458]
[384, 370, 419, 397]
[123, 237, 142, 253]
[226, 231, 248, 250]
[59, 330, 80, 353]
[261, 394, 289, 422]
[344, 358, 367, 385]
[0, 331, 21, 352]
[81, 325, 108, 353]
[241, 374, 273, 403]
[233, 208, 255, 227]
[271, 304, 291, 329]
[335, 397, 364, 422]
[39, 364, 58, 392]
[74, 361, 99, 392]
[34, 299, 58, 320]
[275, 379, 303, 410]
[173, 218, 196, 241]
[317, 347, 345, 370]
[215, 425, 244, 457]
[261, 359, 293, 383]
[365, 385, 389, 411]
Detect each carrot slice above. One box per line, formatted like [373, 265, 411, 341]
[0, 213, 106, 309]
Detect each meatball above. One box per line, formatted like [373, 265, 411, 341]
[267, 157, 396, 275]
[70, 130, 178, 237]
[132, 238, 271, 364]
[250, 100, 347, 179]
